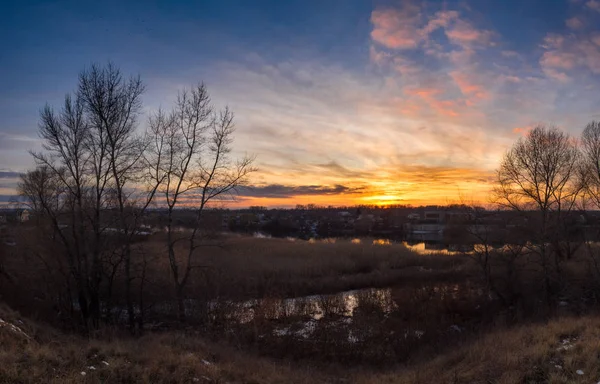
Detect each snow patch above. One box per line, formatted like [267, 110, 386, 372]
[556, 338, 577, 352]
[0, 317, 32, 340]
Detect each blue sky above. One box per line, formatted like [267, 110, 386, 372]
[2, 0, 600, 206]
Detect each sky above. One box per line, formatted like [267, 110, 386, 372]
[2, 0, 600, 208]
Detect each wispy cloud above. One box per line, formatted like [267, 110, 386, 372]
[370, 4, 422, 49]
[586, 0, 600, 12]
[566, 16, 584, 29]
[0, 132, 39, 150]
[239, 184, 366, 198]
[0, 171, 22, 179]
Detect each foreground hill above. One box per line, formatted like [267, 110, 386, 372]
[2, 303, 600, 384]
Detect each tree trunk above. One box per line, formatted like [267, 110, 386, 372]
[176, 283, 186, 321]
[124, 245, 135, 332]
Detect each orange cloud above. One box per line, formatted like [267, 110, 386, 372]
[540, 28, 600, 79]
[370, 5, 421, 49]
[405, 87, 442, 98]
[450, 71, 489, 105]
[512, 126, 533, 136]
[370, 5, 492, 52]
[540, 51, 576, 70]
[421, 10, 458, 35]
[445, 19, 492, 47]
[403, 86, 466, 117]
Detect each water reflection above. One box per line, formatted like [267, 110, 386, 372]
[195, 288, 397, 324]
[163, 281, 490, 364]
[189, 281, 485, 327]
[402, 241, 474, 254]
[299, 236, 492, 254]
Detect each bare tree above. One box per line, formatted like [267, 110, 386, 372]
[20, 63, 156, 330]
[576, 121, 600, 292]
[147, 84, 255, 320]
[494, 125, 582, 304]
[19, 65, 255, 327]
[24, 89, 109, 328]
[78, 63, 150, 331]
[581, 121, 600, 207]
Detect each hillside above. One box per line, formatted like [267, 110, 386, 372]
[3, 302, 600, 384]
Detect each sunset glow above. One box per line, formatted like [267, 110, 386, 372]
[3, 1, 600, 207]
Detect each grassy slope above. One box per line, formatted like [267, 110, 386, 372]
[3, 301, 600, 384]
[0, 303, 325, 384]
[365, 315, 600, 384]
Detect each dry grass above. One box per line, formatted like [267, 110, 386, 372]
[151, 235, 474, 300]
[361, 316, 600, 384]
[4, 301, 600, 383]
[0, 303, 329, 384]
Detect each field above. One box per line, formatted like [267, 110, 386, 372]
[148, 235, 474, 300]
[4, 233, 600, 382]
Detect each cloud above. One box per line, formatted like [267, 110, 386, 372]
[368, 2, 505, 128]
[0, 171, 21, 179]
[444, 18, 493, 48]
[404, 86, 463, 117]
[0, 132, 39, 151]
[370, 4, 422, 49]
[540, 50, 576, 70]
[540, 25, 600, 80]
[370, 5, 492, 52]
[501, 50, 518, 57]
[566, 17, 584, 29]
[512, 126, 533, 136]
[422, 10, 458, 35]
[586, 0, 600, 11]
[238, 184, 366, 199]
[449, 71, 489, 105]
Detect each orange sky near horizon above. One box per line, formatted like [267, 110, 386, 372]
[223, 164, 498, 208]
[4, 1, 600, 209]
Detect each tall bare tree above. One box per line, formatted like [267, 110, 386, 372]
[21, 63, 155, 329]
[24, 90, 105, 328]
[20, 64, 255, 327]
[78, 63, 150, 331]
[495, 125, 582, 304]
[581, 121, 600, 206]
[576, 121, 600, 289]
[147, 84, 255, 320]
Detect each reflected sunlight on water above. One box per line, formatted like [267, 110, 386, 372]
[372, 239, 391, 245]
